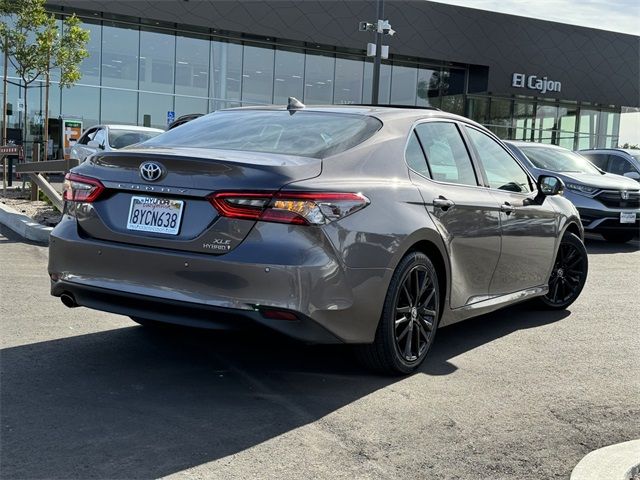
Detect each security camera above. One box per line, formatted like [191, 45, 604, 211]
[383, 27, 395, 36]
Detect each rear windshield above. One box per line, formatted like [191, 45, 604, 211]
[109, 129, 162, 149]
[141, 110, 382, 158]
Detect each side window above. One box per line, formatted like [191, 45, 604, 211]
[414, 122, 478, 186]
[608, 156, 635, 175]
[92, 129, 107, 147]
[405, 131, 431, 178]
[584, 153, 608, 170]
[78, 128, 97, 145]
[464, 126, 532, 193]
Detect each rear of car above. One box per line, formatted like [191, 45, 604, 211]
[506, 142, 640, 243]
[49, 109, 385, 343]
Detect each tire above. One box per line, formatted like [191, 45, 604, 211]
[537, 232, 588, 310]
[356, 251, 441, 375]
[601, 231, 635, 244]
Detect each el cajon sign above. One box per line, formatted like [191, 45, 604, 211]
[512, 73, 562, 94]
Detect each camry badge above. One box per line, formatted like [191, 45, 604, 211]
[621, 191, 629, 200]
[139, 162, 163, 182]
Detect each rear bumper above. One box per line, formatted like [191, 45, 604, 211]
[51, 280, 341, 343]
[48, 216, 390, 343]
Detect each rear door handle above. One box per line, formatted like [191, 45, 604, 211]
[500, 202, 516, 214]
[433, 197, 455, 211]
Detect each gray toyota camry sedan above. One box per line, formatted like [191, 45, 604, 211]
[49, 103, 587, 374]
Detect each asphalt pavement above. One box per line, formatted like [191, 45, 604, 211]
[1, 226, 638, 480]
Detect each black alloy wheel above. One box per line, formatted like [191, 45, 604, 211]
[539, 232, 588, 309]
[357, 252, 440, 374]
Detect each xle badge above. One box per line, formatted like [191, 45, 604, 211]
[203, 239, 232, 250]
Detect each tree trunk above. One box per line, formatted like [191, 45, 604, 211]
[43, 55, 50, 159]
[23, 82, 27, 149]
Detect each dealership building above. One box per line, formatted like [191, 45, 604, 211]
[2, 0, 639, 157]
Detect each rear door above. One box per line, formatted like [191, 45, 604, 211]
[463, 125, 558, 294]
[407, 120, 502, 309]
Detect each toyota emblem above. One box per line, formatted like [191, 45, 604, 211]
[621, 191, 629, 200]
[139, 162, 163, 182]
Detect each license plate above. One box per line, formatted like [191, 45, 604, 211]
[620, 212, 636, 224]
[126, 196, 184, 235]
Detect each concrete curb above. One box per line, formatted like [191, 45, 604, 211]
[0, 202, 52, 244]
[571, 439, 640, 480]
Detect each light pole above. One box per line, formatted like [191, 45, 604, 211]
[359, 0, 395, 105]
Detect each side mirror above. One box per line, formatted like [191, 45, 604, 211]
[538, 175, 564, 196]
[623, 171, 640, 181]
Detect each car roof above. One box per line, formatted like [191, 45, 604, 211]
[87, 124, 164, 132]
[220, 104, 487, 129]
[579, 148, 639, 155]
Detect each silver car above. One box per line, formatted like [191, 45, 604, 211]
[505, 141, 639, 244]
[70, 124, 164, 162]
[49, 105, 587, 374]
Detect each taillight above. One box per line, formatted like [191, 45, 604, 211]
[208, 191, 369, 225]
[62, 173, 105, 203]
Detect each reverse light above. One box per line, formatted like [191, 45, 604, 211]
[565, 183, 598, 195]
[63, 173, 105, 202]
[208, 191, 369, 225]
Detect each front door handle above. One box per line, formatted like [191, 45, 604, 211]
[433, 196, 455, 211]
[500, 202, 516, 215]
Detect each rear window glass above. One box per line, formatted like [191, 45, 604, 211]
[142, 110, 382, 158]
[110, 129, 162, 149]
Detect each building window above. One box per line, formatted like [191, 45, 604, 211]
[334, 57, 364, 104]
[139, 28, 175, 94]
[101, 23, 139, 90]
[101, 88, 137, 125]
[138, 92, 173, 129]
[241, 44, 274, 105]
[273, 48, 305, 105]
[304, 53, 335, 104]
[211, 40, 242, 110]
[61, 85, 99, 128]
[175, 34, 210, 98]
[390, 63, 417, 105]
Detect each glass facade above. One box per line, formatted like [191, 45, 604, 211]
[0, 10, 624, 156]
[476, 95, 621, 150]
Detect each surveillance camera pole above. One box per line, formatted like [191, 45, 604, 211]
[371, 0, 384, 105]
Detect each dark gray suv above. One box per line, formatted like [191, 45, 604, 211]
[49, 105, 587, 374]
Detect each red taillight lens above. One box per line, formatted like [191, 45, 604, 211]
[208, 191, 369, 225]
[63, 173, 105, 203]
[208, 192, 273, 220]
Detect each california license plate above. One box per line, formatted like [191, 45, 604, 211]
[126, 196, 184, 235]
[620, 212, 636, 224]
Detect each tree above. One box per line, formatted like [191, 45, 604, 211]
[1, 0, 88, 153]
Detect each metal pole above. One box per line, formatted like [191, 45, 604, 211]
[3, 35, 8, 194]
[371, 0, 384, 105]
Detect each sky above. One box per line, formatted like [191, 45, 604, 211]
[427, 0, 640, 35]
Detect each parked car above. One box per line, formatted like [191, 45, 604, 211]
[168, 113, 203, 130]
[505, 141, 639, 244]
[50, 104, 588, 374]
[70, 124, 164, 161]
[578, 148, 640, 183]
